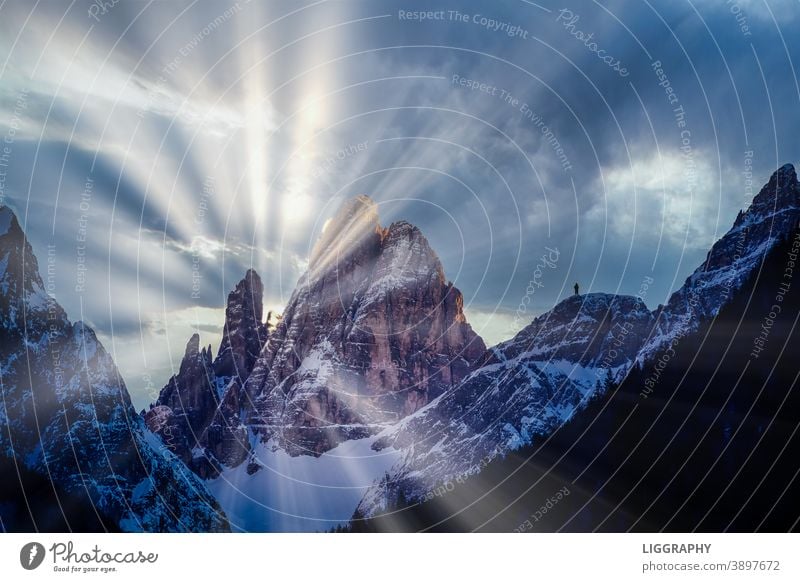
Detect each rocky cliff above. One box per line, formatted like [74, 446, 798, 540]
[144, 269, 271, 475]
[244, 196, 485, 455]
[147, 195, 485, 468]
[357, 293, 655, 515]
[0, 206, 228, 531]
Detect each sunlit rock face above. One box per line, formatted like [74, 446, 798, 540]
[246, 195, 486, 456]
[0, 206, 228, 532]
[147, 195, 485, 467]
[357, 293, 656, 517]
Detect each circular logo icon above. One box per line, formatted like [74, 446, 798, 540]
[20, 542, 46, 570]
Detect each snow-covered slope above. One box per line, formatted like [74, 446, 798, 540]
[0, 206, 228, 531]
[207, 435, 400, 532]
[639, 163, 800, 362]
[356, 293, 654, 516]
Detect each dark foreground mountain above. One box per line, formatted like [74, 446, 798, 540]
[0, 206, 228, 532]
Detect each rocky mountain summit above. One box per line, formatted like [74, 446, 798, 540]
[144, 269, 275, 475]
[243, 196, 485, 456]
[0, 206, 228, 531]
[214, 268, 270, 382]
[146, 195, 485, 471]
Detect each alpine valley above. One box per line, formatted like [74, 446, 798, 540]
[2, 164, 799, 532]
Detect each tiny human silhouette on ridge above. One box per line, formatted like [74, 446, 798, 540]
[574, 282, 580, 296]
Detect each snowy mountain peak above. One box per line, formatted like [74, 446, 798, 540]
[383, 219, 418, 236]
[0, 205, 38, 282]
[0, 205, 15, 236]
[770, 162, 796, 188]
[739, 162, 799, 227]
[536, 292, 647, 322]
[0, 205, 64, 333]
[382, 220, 444, 266]
[365, 219, 449, 299]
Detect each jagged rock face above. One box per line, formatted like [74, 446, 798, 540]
[358, 293, 654, 516]
[244, 196, 485, 456]
[0, 207, 65, 350]
[640, 163, 800, 362]
[143, 334, 218, 471]
[201, 379, 251, 471]
[145, 270, 270, 475]
[213, 269, 267, 381]
[154, 334, 216, 431]
[0, 206, 228, 532]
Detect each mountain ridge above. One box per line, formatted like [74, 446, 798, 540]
[0, 205, 229, 532]
[356, 162, 800, 517]
[146, 194, 485, 471]
[139, 163, 799, 528]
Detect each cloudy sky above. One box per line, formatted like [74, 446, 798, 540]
[1, 0, 798, 407]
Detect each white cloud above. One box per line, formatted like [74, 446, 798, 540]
[589, 150, 737, 252]
[464, 307, 526, 347]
